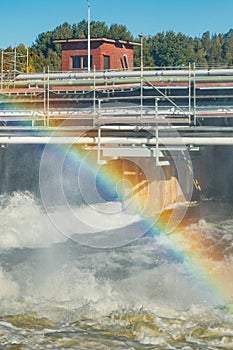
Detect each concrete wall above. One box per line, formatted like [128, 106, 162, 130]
[192, 146, 233, 201]
[1, 145, 233, 213]
[99, 157, 191, 217]
[0, 144, 44, 195]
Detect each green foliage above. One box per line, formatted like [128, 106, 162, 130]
[146, 31, 195, 67]
[28, 20, 134, 71]
[1, 20, 233, 72]
[0, 44, 30, 73]
[108, 24, 133, 41]
[135, 30, 233, 68]
[134, 37, 154, 68]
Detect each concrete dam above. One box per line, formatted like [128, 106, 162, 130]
[1, 67, 233, 226]
[2, 38, 233, 349]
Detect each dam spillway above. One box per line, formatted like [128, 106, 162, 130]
[1, 67, 233, 214]
[1, 67, 233, 348]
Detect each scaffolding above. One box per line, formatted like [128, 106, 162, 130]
[1, 47, 29, 89]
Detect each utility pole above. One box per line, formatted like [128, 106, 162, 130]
[87, 0, 91, 71]
[1, 50, 3, 89]
[26, 48, 29, 73]
[139, 33, 144, 121]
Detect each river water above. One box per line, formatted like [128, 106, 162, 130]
[1, 191, 233, 349]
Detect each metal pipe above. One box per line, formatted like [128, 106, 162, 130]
[26, 48, 29, 74]
[87, 0, 91, 72]
[43, 67, 46, 126]
[93, 65, 96, 126]
[15, 67, 233, 82]
[139, 34, 144, 122]
[2, 136, 233, 145]
[13, 47, 17, 88]
[47, 66, 50, 127]
[193, 62, 196, 125]
[188, 62, 191, 124]
[1, 50, 3, 89]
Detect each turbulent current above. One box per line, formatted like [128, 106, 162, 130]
[1, 192, 233, 349]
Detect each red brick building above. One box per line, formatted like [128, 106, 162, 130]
[54, 38, 140, 71]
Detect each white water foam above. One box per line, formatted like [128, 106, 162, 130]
[0, 198, 233, 349]
[0, 191, 66, 250]
[0, 196, 232, 317]
[0, 267, 19, 298]
[49, 200, 141, 235]
[0, 191, 141, 250]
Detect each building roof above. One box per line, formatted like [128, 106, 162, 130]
[54, 37, 141, 46]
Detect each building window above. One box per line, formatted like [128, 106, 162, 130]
[72, 55, 92, 69]
[104, 55, 110, 70]
[123, 54, 129, 69]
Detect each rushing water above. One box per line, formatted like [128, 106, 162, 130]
[0, 192, 233, 349]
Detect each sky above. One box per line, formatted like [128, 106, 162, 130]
[0, 0, 233, 48]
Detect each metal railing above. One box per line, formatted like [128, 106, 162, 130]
[0, 65, 233, 130]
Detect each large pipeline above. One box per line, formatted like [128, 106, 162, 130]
[1, 136, 233, 145]
[14, 68, 233, 82]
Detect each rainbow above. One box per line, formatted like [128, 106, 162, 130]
[4, 95, 231, 307]
[40, 139, 233, 307]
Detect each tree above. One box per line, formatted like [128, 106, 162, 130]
[149, 31, 194, 67]
[208, 34, 224, 66]
[222, 29, 233, 66]
[108, 24, 133, 41]
[193, 38, 208, 67]
[2, 21, 233, 72]
[30, 20, 134, 71]
[134, 36, 154, 68]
